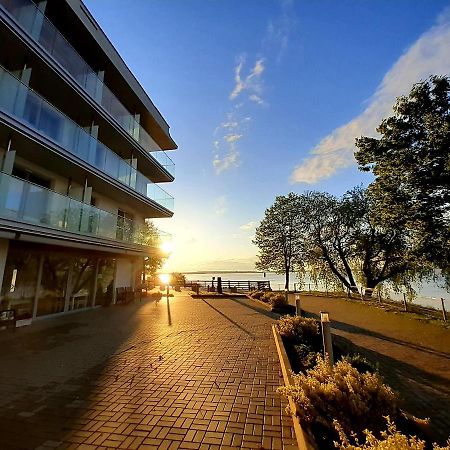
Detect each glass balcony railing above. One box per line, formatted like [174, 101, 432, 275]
[0, 66, 174, 212]
[0, 0, 175, 177]
[0, 172, 171, 247]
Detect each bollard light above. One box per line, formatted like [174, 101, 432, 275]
[320, 310, 334, 367]
[295, 294, 301, 316]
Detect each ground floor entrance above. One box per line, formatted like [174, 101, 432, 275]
[0, 239, 142, 323]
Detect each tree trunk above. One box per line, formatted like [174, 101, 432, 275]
[285, 268, 290, 291]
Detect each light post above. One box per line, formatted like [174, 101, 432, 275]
[320, 311, 334, 367]
[295, 293, 301, 316]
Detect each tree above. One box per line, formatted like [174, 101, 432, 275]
[301, 187, 422, 293]
[139, 220, 166, 286]
[253, 193, 305, 289]
[355, 76, 450, 281]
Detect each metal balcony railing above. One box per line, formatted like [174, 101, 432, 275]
[0, 0, 175, 177]
[0, 172, 171, 247]
[0, 65, 174, 212]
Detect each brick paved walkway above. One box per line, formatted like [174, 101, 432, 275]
[290, 294, 450, 444]
[0, 293, 297, 450]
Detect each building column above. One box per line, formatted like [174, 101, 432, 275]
[133, 113, 140, 140]
[32, 254, 44, 319]
[1, 138, 16, 175]
[91, 258, 100, 307]
[0, 239, 10, 299]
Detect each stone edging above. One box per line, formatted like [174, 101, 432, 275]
[272, 325, 317, 450]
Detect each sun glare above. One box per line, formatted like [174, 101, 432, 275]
[159, 273, 170, 285]
[161, 241, 174, 255]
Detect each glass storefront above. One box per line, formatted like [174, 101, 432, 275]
[0, 242, 134, 320]
[95, 259, 116, 306]
[68, 257, 96, 311]
[37, 254, 70, 316]
[0, 247, 39, 320]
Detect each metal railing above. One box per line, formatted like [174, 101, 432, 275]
[0, 65, 174, 212]
[0, 172, 171, 247]
[0, 0, 175, 177]
[184, 279, 271, 291]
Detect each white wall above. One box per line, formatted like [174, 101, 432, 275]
[115, 258, 133, 288]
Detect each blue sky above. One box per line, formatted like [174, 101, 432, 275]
[85, 0, 450, 271]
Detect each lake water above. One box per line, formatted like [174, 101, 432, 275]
[185, 271, 449, 310]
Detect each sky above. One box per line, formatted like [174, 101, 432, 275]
[84, 0, 450, 272]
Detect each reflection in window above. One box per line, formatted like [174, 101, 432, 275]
[0, 248, 39, 320]
[37, 255, 69, 316]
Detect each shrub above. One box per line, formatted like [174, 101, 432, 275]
[293, 343, 320, 371]
[250, 290, 265, 300]
[334, 417, 450, 450]
[278, 357, 399, 442]
[261, 291, 274, 303]
[270, 293, 289, 309]
[342, 354, 378, 374]
[276, 315, 321, 346]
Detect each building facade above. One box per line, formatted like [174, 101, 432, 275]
[0, 0, 176, 323]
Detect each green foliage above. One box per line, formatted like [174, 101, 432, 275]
[278, 357, 399, 442]
[261, 291, 275, 303]
[302, 188, 421, 293]
[342, 354, 377, 374]
[254, 193, 307, 289]
[171, 272, 186, 285]
[293, 343, 320, 371]
[269, 293, 289, 308]
[355, 75, 450, 287]
[276, 315, 321, 346]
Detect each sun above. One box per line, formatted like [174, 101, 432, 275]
[161, 241, 174, 255]
[159, 273, 170, 285]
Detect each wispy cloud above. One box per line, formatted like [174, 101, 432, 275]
[213, 149, 240, 175]
[212, 0, 296, 175]
[240, 221, 259, 231]
[265, 0, 296, 63]
[224, 134, 243, 143]
[214, 195, 228, 216]
[290, 10, 450, 184]
[230, 55, 266, 104]
[213, 110, 252, 175]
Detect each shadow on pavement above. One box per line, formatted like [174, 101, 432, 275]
[0, 300, 152, 449]
[305, 311, 450, 360]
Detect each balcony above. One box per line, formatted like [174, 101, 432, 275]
[0, 172, 171, 248]
[0, 65, 174, 212]
[0, 0, 175, 177]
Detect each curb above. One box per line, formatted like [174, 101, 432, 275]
[272, 325, 317, 450]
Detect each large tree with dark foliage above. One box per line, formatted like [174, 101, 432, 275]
[254, 193, 306, 289]
[355, 76, 450, 284]
[301, 187, 420, 293]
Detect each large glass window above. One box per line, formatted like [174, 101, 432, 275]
[37, 255, 69, 316]
[68, 257, 96, 311]
[0, 247, 39, 320]
[95, 259, 116, 306]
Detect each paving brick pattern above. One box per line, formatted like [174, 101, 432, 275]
[0, 293, 297, 449]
